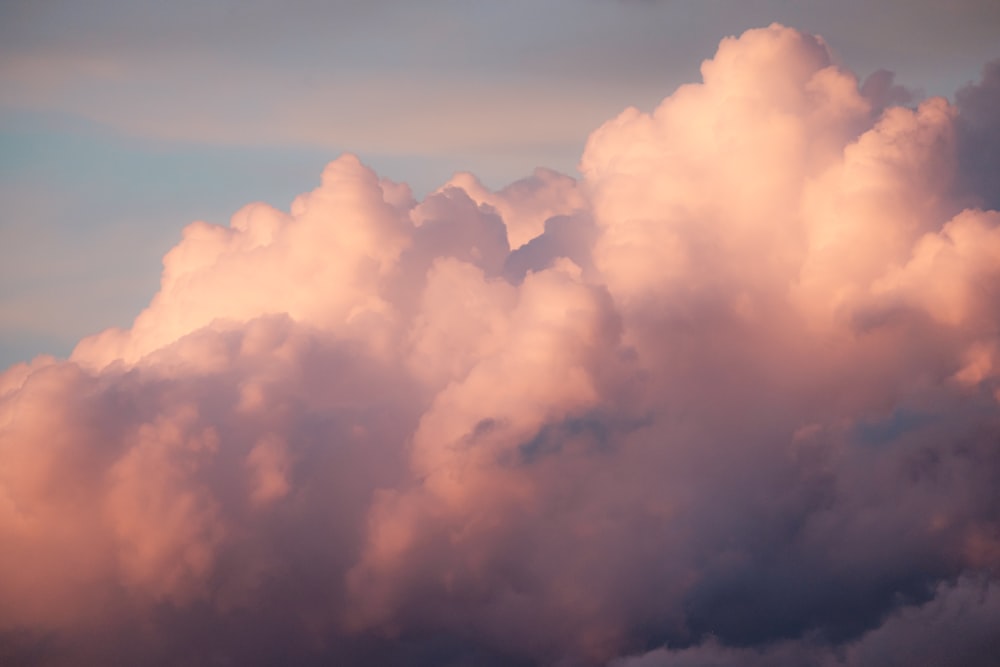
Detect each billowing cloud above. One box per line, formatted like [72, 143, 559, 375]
[2, 24, 999, 666]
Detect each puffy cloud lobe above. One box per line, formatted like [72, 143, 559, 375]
[442, 168, 587, 249]
[2, 23, 1000, 666]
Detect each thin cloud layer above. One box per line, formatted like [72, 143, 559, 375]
[2, 24, 999, 666]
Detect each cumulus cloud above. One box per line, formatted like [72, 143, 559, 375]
[2, 23, 999, 666]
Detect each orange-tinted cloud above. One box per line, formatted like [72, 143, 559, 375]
[2, 24, 999, 666]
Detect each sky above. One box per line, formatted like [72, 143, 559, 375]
[2, 2, 1000, 666]
[2, 0, 1000, 366]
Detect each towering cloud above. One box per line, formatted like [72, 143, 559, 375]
[2, 24, 999, 666]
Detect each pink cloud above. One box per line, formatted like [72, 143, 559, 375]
[2, 23, 999, 666]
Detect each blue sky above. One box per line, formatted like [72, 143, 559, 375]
[2, 0, 998, 367]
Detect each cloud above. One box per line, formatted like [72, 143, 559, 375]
[956, 59, 1000, 211]
[612, 575, 1000, 667]
[1, 23, 999, 666]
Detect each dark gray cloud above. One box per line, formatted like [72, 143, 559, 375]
[956, 60, 1000, 210]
